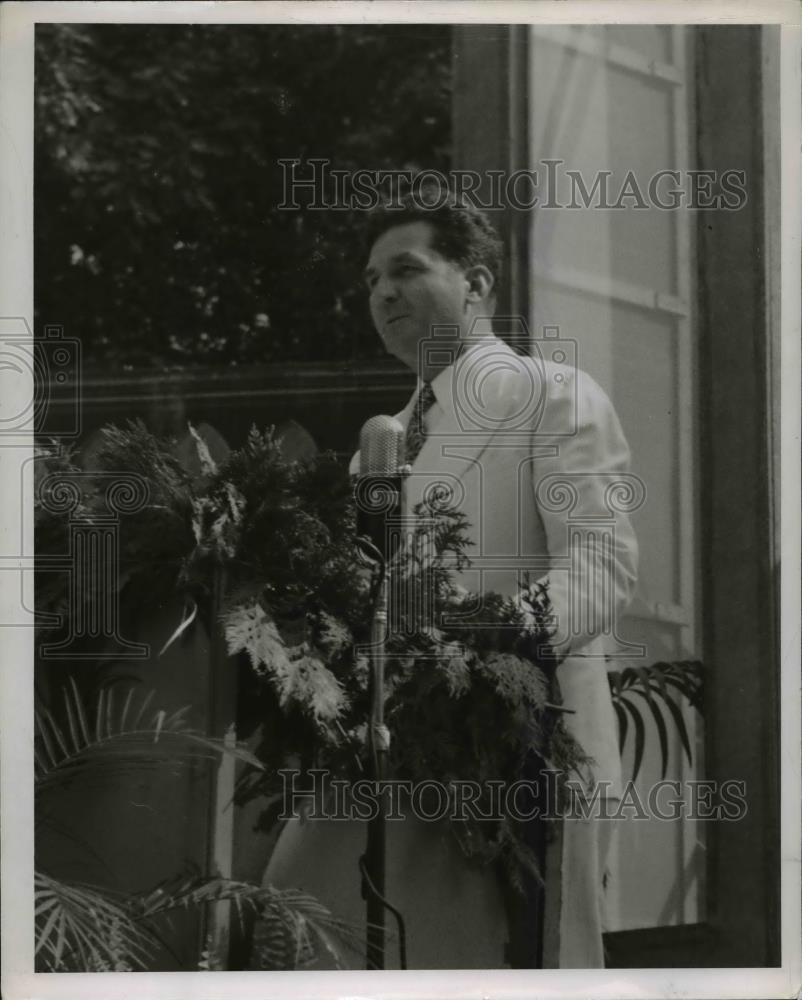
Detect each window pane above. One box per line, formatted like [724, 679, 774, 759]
[530, 24, 704, 930]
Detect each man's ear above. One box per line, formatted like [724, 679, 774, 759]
[464, 265, 495, 303]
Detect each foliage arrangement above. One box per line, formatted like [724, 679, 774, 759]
[34, 23, 451, 369]
[36, 421, 589, 903]
[34, 420, 705, 969]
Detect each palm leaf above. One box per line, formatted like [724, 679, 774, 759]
[69, 676, 91, 745]
[626, 688, 670, 780]
[656, 660, 704, 705]
[36, 871, 362, 972]
[35, 709, 59, 768]
[647, 663, 669, 701]
[612, 699, 628, 754]
[35, 681, 264, 797]
[137, 875, 364, 970]
[656, 689, 695, 768]
[609, 660, 704, 778]
[619, 697, 646, 781]
[632, 666, 657, 707]
[662, 669, 704, 711]
[35, 872, 158, 971]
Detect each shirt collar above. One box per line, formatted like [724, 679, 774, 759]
[417, 334, 499, 410]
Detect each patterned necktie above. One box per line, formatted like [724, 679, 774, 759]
[405, 381, 436, 465]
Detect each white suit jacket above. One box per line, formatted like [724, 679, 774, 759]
[352, 335, 638, 797]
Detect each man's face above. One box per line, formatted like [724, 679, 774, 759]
[364, 221, 468, 373]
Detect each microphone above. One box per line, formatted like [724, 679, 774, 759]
[355, 415, 406, 561]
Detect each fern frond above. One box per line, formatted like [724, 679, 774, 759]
[223, 600, 293, 676]
[223, 601, 347, 722]
[476, 652, 549, 708]
[437, 650, 472, 697]
[188, 422, 219, 478]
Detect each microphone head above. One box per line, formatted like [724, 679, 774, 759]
[359, 415, 405, 475]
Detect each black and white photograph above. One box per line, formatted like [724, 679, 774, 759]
[0, 2, 800, 998]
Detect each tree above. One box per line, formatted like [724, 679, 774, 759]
[34, 24, 452, 369]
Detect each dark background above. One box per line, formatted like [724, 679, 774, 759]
[35, 24, 451, 373]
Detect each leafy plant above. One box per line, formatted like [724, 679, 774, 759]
[35, 873, 148, 972]
[34, 676, 358, 971]
[608, 660, 704, 781]
[139, 876, 364, 971]
[34, 418, 710, 970]
[34, 676, 259, 798]
[35, 422, 589, 902]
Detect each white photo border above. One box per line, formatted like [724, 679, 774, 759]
[1, 3, 799, 999]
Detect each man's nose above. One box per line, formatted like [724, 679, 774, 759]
[373, 274, 399, 303]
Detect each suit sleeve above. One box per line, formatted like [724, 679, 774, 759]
[527, 366, 639, 659]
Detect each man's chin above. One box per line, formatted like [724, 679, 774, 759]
[380, 339, 418, 371]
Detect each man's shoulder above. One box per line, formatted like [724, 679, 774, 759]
[467, 340, 611, 419]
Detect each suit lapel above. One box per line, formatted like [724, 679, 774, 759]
[402, 336, 520, 515]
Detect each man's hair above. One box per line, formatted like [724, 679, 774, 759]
[364, 180, 504, 296]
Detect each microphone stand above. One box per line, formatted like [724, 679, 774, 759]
[354, 415, 410, 970]
[364, 567, 389, 969]
[358, 549, 409, 971]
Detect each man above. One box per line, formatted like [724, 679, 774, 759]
[265, 186, 638, 968]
